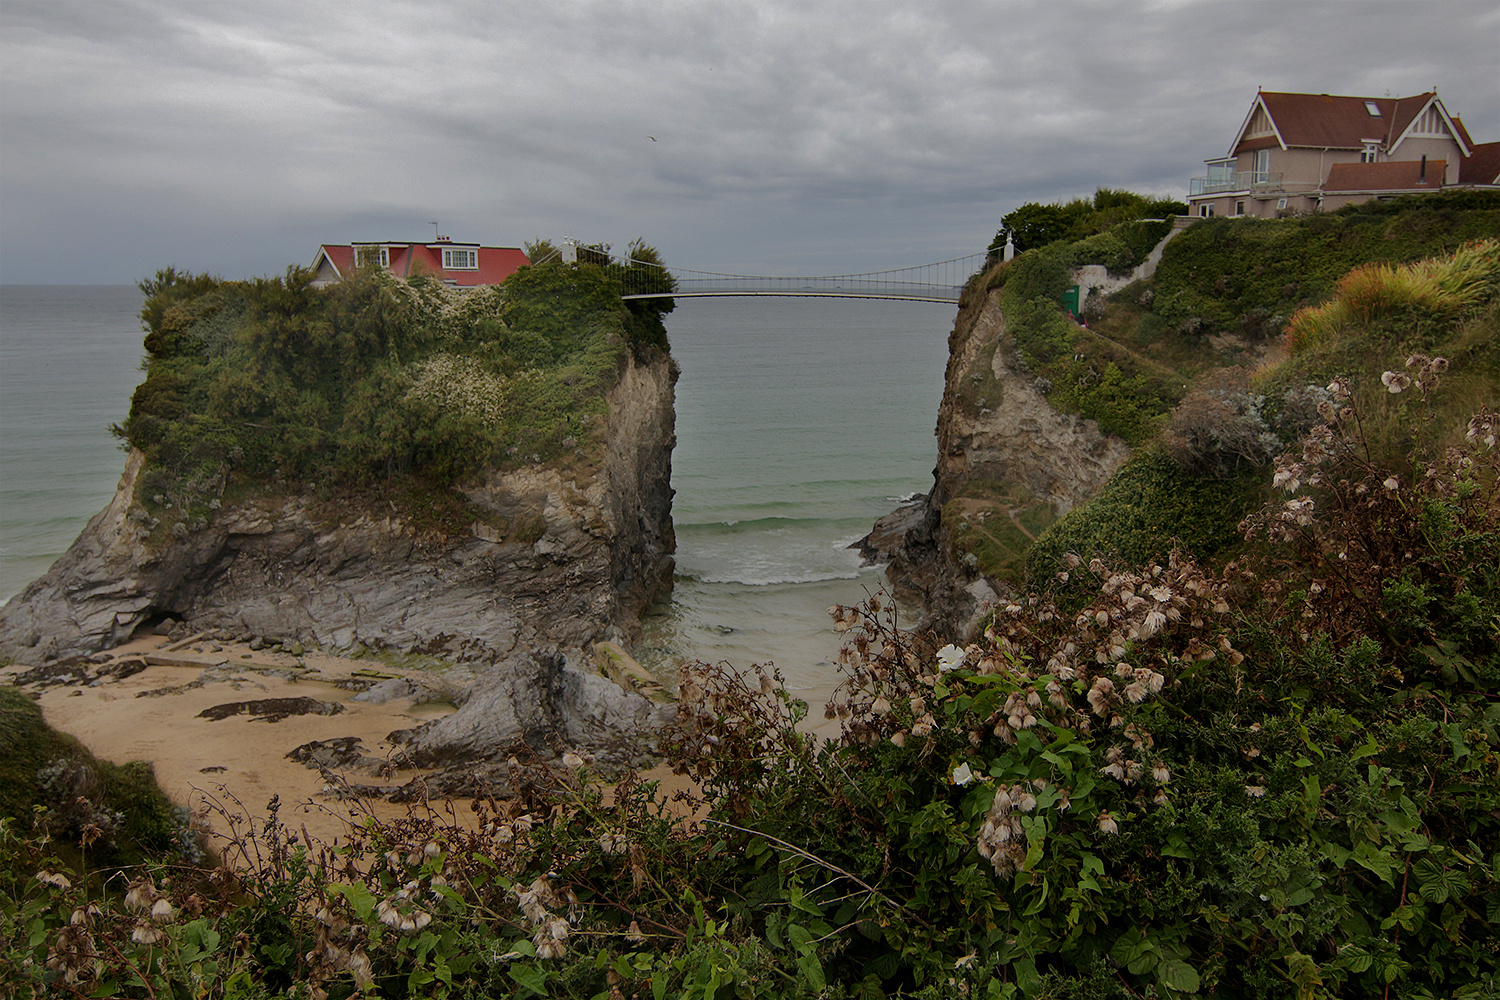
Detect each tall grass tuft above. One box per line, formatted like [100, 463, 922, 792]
[1285, 238, 1499, 354]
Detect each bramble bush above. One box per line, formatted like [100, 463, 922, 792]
[6, 354, 1497, 997]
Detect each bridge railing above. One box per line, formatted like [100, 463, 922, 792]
[567, 243, 987, 303]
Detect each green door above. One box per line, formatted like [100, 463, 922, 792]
[1061, 284, 1080, 317]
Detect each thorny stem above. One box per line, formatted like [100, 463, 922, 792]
[703, 818, 932, 932]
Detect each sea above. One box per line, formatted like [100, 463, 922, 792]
[0, 286, 952, 705]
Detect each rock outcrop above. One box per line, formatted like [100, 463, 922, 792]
[402, 645, 672, 772]
[0, 353, 678, 757]
[859, 281, 1130, 638]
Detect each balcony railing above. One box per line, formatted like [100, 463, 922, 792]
[1189, 171, 1283, 196]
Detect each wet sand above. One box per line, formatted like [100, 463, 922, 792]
[4, 634, 460, 849]
[4, 634, 704, 855]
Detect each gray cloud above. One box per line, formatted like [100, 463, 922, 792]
[3, 0, 1497, 283]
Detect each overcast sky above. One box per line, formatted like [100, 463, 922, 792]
[2, 0, 1497, 284]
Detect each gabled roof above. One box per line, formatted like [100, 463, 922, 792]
[312, 245, 355, 280]
[1324, 159, 1446, 193]
[1460, 141, 1500, 185]
[1231, 91, 1469, 155]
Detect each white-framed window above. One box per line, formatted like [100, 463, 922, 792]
[1364, 101, 1382, 117]
[1253, 148, 1271, 182]
[442, 248, 478, 270]
[1362, 142, 1380, 163]
[355, 246, 389, 269]
[1277, 197, 1289, 210]
[1199, 204, 1215, 218]
[1234, 201, 1246, 217]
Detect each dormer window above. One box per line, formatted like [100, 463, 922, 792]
[442, 248, 478, 270]
[1362, 141, 1380, 163]
[355, 245, 389, 268]
[1364, 101, 1381, 117]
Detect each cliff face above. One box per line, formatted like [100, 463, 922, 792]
[0, 354, 677, 668]
[863, 283, 1129, 638]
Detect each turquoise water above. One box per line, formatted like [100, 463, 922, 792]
[0, 288, 954, 701]
[0, 286, 146, 598]
[642, 297, 950, 701]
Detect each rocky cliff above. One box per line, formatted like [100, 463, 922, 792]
[0, 354, 677, 679]
[860, 277, 1130, 638]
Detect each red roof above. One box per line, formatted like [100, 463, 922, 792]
[1324, 159, 1446, 192]
[1236, 91, 1446, 153]
[1460, 141, 1500, 185]
[312, 242, 530, 286]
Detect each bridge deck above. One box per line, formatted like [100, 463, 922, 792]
[605, 249, 988, 305]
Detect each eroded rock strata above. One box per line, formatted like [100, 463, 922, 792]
[0, 354, 677, 765]
[860, 283, 1130, 638]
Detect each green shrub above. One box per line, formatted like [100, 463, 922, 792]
[0, 687, 185, 868]
[117, 255, 663, 521]
[1024, 450, 1264, 594]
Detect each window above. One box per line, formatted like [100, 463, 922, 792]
[1364, 101, 1382, 117]
[442, 248, 478, 269]
[1362, 142, 1379, 163]
[354, 246, 389, 269]
[1253, 148, 1270, 182]
[1199, 204, 1215, 218]
[1277, 197, 1289, 210]
[1235, 201, 1246, 217]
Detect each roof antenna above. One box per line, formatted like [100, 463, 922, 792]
[430, 221, 439, 241]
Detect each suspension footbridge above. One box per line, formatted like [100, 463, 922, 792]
[561, 241, 989, 304]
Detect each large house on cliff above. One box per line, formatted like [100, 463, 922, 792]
[310, 238, 530, 287]
[1187, 89, 1500, 218]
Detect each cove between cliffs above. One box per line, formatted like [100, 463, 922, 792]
[0, 293, 956, 784]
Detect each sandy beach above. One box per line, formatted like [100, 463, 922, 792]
[4, 633, 468, 849]
[4, 631, 709, 858]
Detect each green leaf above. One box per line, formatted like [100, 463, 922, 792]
[796, 950, 826, 992]
[329, 881, 378, 922]
[1286, 885, 1316, 907]
[1161, 832, 1195, 859]
[1159, 958, 1202, 994]
[1351, 842, 1397, 884]
[1022, 875, 1050, 915]
[1338, 945, 1373, 974]
[1320, 840, 1352, 867]
[509, 964, 549, 996]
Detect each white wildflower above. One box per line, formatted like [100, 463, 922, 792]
[935, 644, 966, 672]
[952, 763, 976, 786]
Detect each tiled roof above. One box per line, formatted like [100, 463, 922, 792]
[1238, 91, 1437, 152]
[1324, 159, 1447, 192]
[317, 245, 355, 277]
[313, 243, 530, 286]
[1460, 141, 1500, 185]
